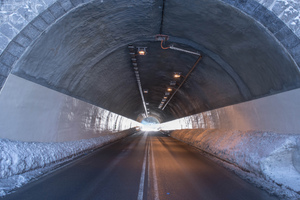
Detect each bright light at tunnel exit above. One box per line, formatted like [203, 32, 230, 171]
[140, 116, 160, 131]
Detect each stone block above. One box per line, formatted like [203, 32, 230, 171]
[281, 33, 300, 50]
[266, 17, 286, 34]
[17, 6, 37, 22]
[0, 63, 11, 77]
[40, 9, 56, 25]
[8, 13, 27, 31]
[58, 0, 74, 12]
[49, 2, 66, 19]
[6, 41, 26, 58]
[70, 0, 84, 7]
[274, 26, 294, 44]
[0, 23, 18, 39]
[272, 1, 289, 16]
[0, 33, 10, 51]
[22, 24, 42, 40]
[260, 0, 276, 9]
[43, 0, 57, 6]
[252, 4, 268, 22]
[0, 51, 17, 67]
[32, 16, 49, 32]
[281, 7, 299, 24]
[237, 0, 259, 15]
[14, 33, 32, 47]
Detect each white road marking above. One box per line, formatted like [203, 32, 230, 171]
[137, 141, 148, 200]
[151, 139, 160, 200]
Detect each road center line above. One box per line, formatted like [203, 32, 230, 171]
[137, 140, 148, 200]
[151, 139, 160, 200]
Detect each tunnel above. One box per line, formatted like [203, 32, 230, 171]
[0, 0, 300, 199]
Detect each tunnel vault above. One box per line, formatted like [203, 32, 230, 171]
[1, 0, 300, 122]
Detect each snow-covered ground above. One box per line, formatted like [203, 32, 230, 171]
[0, 129, 136, 197]
[167, 129, 300, 200]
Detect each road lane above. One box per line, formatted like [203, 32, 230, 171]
[2, 131, 278, 200]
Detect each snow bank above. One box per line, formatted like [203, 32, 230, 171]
[0, 129, 136, 196]
[169, 129, 300, 199]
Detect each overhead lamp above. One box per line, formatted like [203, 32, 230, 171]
[162, 99, 166, 102]
[174, 72, 182, 78]
[146, 102, 149, 105]
[137, 47, 147, 55]
[167, 88, 172, 92]
[163, 96, 167, 99]
[143, 89, 149, 94]
[165, 92, 170, 95]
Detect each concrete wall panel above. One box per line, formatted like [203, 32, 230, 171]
[162, 88, 300, 133]
[0, 74, 139, 142]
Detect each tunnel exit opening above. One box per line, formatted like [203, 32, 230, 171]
[140, 116, 161, 132]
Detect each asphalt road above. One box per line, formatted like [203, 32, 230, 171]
[3, 131, 279, 200]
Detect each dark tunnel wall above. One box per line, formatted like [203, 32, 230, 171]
[0, 0, 299, 122]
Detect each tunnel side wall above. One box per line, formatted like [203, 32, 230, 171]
[0, 74, 139, 142]
[162, 88, 300, 133]
[161, 88, 300, 194]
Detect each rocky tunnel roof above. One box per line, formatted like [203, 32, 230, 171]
[5, 0, 300, 122]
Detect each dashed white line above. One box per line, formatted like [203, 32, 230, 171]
[137, 141, 148, 200]
[151, 139, 160, 200]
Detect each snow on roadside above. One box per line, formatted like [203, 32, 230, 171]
[168, 129, 300, 200]
[0, 129, 136, 197]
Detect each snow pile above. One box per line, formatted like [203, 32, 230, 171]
[0, 129, 135, 196]
[169, 129, 300, 199]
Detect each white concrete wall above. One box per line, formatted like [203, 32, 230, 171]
[161, 88, 300, 133]
[0, 74, 139, 142]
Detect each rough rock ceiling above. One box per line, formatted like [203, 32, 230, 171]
[12, 0, 300, 122]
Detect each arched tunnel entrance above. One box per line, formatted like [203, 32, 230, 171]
[0, 0, 300, 199]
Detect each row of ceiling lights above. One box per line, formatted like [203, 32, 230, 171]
[158, 72, 183, 109]
[128, 45, 149, 117]
[129, 35, 202, 114]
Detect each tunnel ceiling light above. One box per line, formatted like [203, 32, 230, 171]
[167, 88, 172, 92]
[174, 72, 182, 78]
[162, 99, 166, 102]
[165, 92, 170, 95]
[137, 47, 147, 56]
[163, 96, 167, 99]
[146, 102, 149, 105]
[143, 89, 149, 94]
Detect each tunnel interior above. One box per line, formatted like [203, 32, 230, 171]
[1, 0, 300, 198]
[9, 0, 300, 122]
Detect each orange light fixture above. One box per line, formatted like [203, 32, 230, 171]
[137, 47, 147, 56]
[174, 72, 182, 78]
[167, 88, 172, 92]
[138, 50, 145, 55]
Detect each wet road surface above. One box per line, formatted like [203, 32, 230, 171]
[2, 131, 278, 200]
